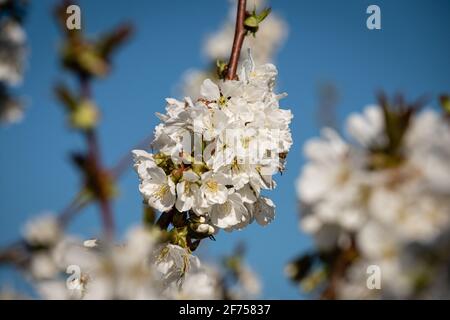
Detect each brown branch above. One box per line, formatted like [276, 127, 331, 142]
[0, 241, 28, 266]
[79, 76, 115, 238]
[226, 0, 247, 80]
[321, 241, 358, 300]
[85, 128, 115, 238]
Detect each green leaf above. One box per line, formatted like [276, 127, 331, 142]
[70, 99, 99, 130]
[216, 59, 228, 79]
[97, 24, 133, 58]
[244, 15, 259, 28]
[256, 7, 271, 23]
[244, 7, 271, 35]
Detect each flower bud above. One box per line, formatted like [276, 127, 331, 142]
[195, 223, 215, 235]
[70, 99, 99, 130]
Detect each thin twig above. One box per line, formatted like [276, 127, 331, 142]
[80, 75, 115, 238]
[226, 0, 247, 80]
[0, 241, 28, 266]
[85, 128, 115, 238]
[57, 190, 91, 226]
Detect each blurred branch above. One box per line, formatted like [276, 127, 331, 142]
[320, 242, 358, 300]
[0, 241, 28, 266]
[0, 134, 152, 266]
[57, 189, 91, 226]
[52, 0, 133, 239]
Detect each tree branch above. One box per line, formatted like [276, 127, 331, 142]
[78, 75, 115, 238]
[226, 0, 247, 80]
[85, 128, 115, 238]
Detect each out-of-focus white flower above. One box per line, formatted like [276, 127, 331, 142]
[0, 287, 28, 300]
[0, 92, 24, 124]
[296, 104, 450, 299]
[166, 267, 220, 300]
[22, 214, 62, 247]
[297, 128, 350, 203]
[156, 244, 200, 280]
[297, 128, 367, 234]
[407, 110, 450, 195]
[29, 253, 59, 280]
[83, 239, 98, 248]
[204, 1, 287, 66]
[238, 264, 262, 297]
[0, 19, 26, 85]
[346, 105, 385, 148]
[36, 280, 80, 300]
[33, 225, 220, 300]
[227, 262, 262, 299]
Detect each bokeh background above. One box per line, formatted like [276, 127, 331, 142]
[1, 0, 450, 299]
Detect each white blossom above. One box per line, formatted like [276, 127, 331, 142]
[0, 19, 26, 85]
[133, 56, 292, 233]
[22, 214, 62, 247]
[31, 225, 222, 300]
[0, 92, 24, 125]
[297, 104, 450, 298]
[135, 160, 176, 213]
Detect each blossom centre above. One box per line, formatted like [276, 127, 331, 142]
[206, 180, 219, 193]
[154, 184, 170, 200]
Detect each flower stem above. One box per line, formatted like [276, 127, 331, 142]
[226, 0, 247, 80]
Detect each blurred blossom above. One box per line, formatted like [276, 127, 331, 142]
[294, 101, 450, 299]
[0, 0, 28, 125]
[0, 19, 26, 86]
[23, 221, 222, 300]
[233, 263, 262, 298]
[204, 12, 287, 65]
[22, 214, 62, 248]
[0, 87, 25, 124]
[0, 287, 28, 300]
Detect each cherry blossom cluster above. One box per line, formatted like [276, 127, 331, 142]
[295, 102, 450, 298]
[134, 56, 292, 232]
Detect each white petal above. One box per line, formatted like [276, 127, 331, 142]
[200, 79, 220, 101]
[253, 197, 275, 226]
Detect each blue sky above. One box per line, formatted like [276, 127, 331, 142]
[1, 0, 450, 299]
